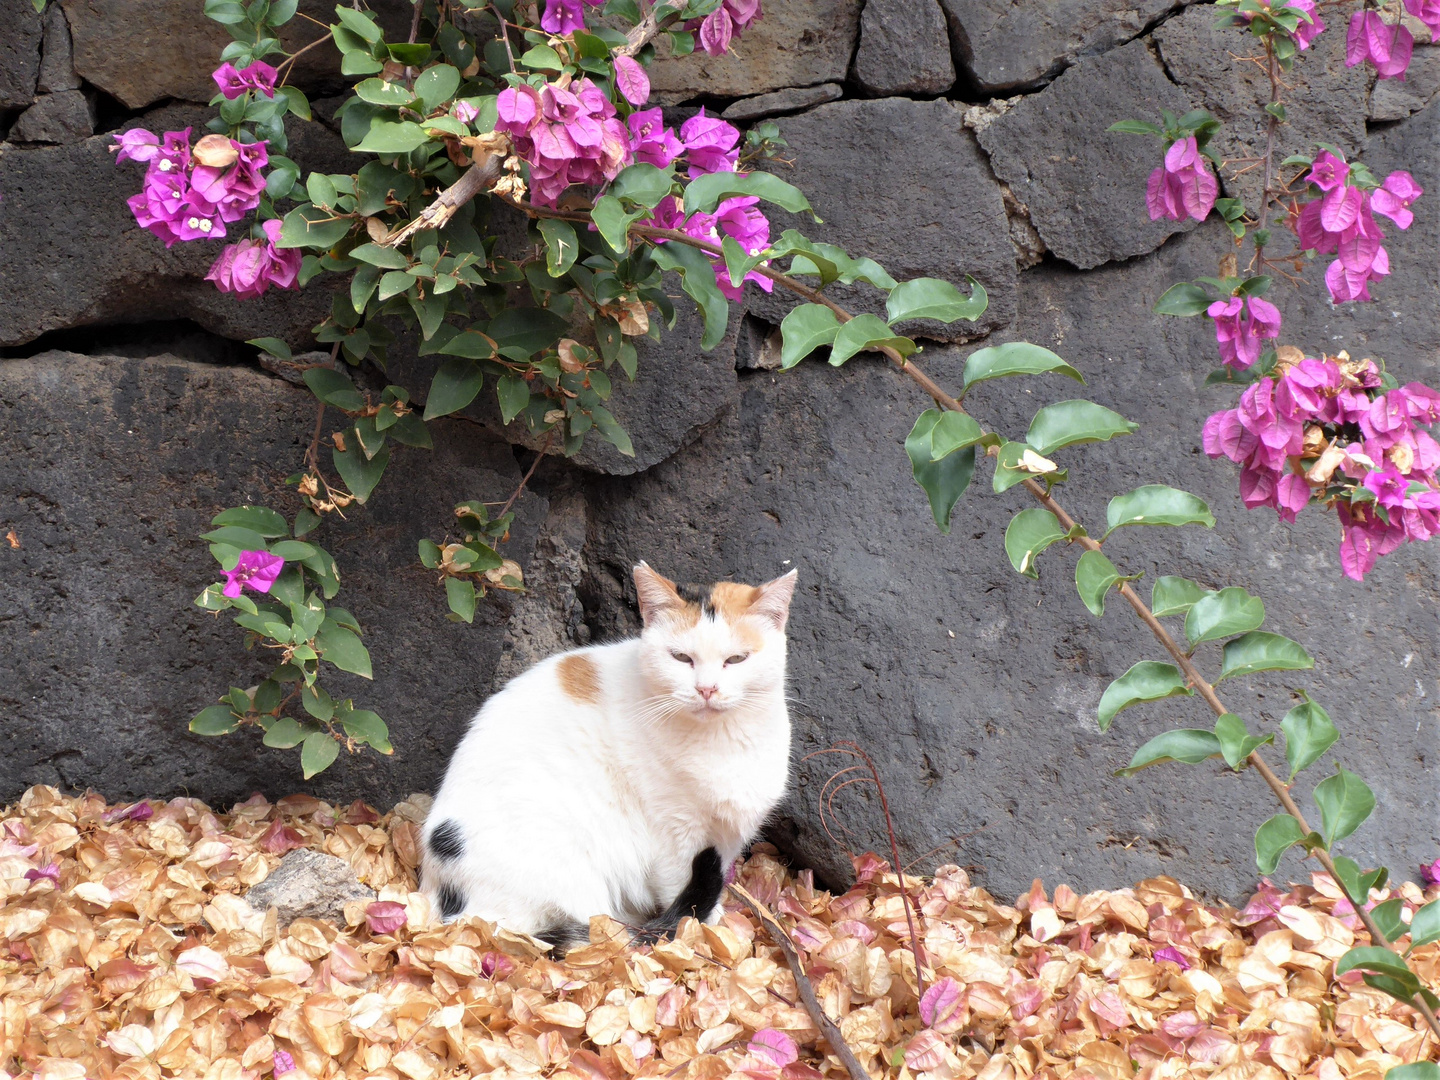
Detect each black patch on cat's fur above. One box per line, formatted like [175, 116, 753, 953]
[438, 883, 466, 921]
[429, 820, 465, 862]
[676, 582, 713, 616]
[633, 847, 725, 946]
[536, 919, 592, 952]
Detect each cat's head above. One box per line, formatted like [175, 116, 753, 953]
[632, 562, 797, 717]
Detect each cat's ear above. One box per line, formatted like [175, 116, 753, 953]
[750, 568, 798, 630]
[634, 562, 684, 625]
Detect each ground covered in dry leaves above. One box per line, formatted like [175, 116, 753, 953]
[1, 787, 1437, 1080]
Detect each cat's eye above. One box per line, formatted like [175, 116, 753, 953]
[670, 651, 694, 665]
[725, 654, 750, 666]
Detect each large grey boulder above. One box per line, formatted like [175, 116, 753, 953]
[750, 98, 1016, 342]
[36, 2, 80, 94]
[0, 106, 348, 349]
[975, 41, 1200, 270]
[1155, 5, 1369, 209]
[0, 2, 43, 109]
[10, 89, 94, 145]
[939, 0, 1196, 92]
[0, 351, 543, 808]
[647, 0, 862, 104]
[854, 0, 956, 97]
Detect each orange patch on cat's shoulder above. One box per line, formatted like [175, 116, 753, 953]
[557, 653, 601, 704]
[708, 582, 761, 621]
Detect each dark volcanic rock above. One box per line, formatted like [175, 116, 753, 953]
[0, 106, 348, 349]
[721, 84, 844, 122]
[750, 98, 1016, 342]
[1369, 43, 1440, 121]
[0, 2, 43, 110]
[939, 0, 1195, 92]
[1155, 5, 1369, 209]
[0, 351, 543, 809]
[854, 0, 956, 97]
[37, 2, 80, 94]
[975, 41, 1199, 270]
[10, 89, 94, 144]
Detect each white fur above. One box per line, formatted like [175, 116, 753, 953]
[421, 567, 797, 937]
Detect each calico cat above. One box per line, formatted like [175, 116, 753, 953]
[421, 562, 798, 950]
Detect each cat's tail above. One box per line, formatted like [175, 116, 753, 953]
[537, 847, 726, 954]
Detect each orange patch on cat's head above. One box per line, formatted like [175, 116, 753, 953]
[557, 653, 601, 704]
[707, 582, 762, 621]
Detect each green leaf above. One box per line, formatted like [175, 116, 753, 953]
[1097, 661, 1193, 731]
[487, 307, 570, 355]
[1104, 485, 1215, 536]
[497, 374, 530, 424]
[276, 203, 352, 250]
[269, 540, 317, 562]
[612, 162, 675, 208]
[333, 5, 382, 42]
[721, 236, 767, 288]
[990, 441, 1062, 493]
[1217, 631, 1314, 682]
[301, 682, 334, 722]
[423, 357, 484, 420]
[1117, 728, 1222, 776]
[1108, 119, 1164, 135]
[904, 410, 975, 534]
[303, 366, 365, 411]
[1025, 400, 1138, 456]
[829, 314, 916, 366]
[779, 304, 841, 369]
[1336, 946, 1419, 984]
[1409, 900, 1440, 949]
[202, 524, 269, 550]
[592, 194, 645, 253]
[349, 243, 410, 269]
[539, 218, 579, 277]
[590, 405, 635, 457]
[1387, 1065, 1440, 1080]
[354, 120, 431, 155]
[520, 43, 564, 70]
[418, 538, 441, 568]
[1075, 549, 1122, 618]
[190, 705, 239, 736]
[884, 276, 987, 325]
[340, 48, 384, 76]
[332, 438, 390, 503]
[1255, 814, 1311, 874]
[414, 63, 460, 113]
[317, 622, 373, 678]
[1281, 699, 1338, 781]
[683, 171, 816, 217]
[1331, 856, 1389, 906]
[339, 708, 393, 753]
[300, 731, 340, 779]
[1003, 507, 1068, 579]
[446, 576, 476, 623]
[1313, 767, 1375, 846]
[1214, 712, 1273, 769]
[650, 242, 729, 350]
[1154, 282, 1212, 317]
[929, 413, 986, 460]
[247, 337, 293, 361]
[1370, 898, 1409, 945]
[211, 506, 289, 538]
[961, 342, 1084, 392]
[1151, 576, 1212, 618]
[1184, 587, 1266, 646]
[263, 717, 309, 748]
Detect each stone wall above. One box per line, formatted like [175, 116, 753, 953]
[2, 0, 1438, 902]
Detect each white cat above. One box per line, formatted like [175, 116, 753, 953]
[420, 562, 797, 949]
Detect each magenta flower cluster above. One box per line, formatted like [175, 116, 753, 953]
[1345, 1, 1440, 79]
[1239, 0, 1325, 49]
[496, 78, 632, 208]
[212, 59, 277, 99]
[1203, 356, 1440, 579]
[1207, 295, 1281, 371]
[206, 219, 301, 299]
[1146, 136, 1217, 223]
[1294, 151, 1422, 303]
[651, 191, 774, 301]
[113, 127, 267, 247]
[223, 550, 285, 597]
[691, 0, 762, 57]
[540, 0, 603, 35]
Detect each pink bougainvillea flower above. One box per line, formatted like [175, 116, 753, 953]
[680, 109, 741, 177]
[748, 1030, 799, 1068]
[613, 55, 651, 106]
[452, 99, 479, 125]
[1145, 135, 1217, 222]
[1422, 857, 1440, 886]
[627, 108, 684, 168]
[495, 76, 630, 206]
[207, 219, 301, 300]
[365, 901, 409, 935]
[221, 551, 284, 597]
[1346, 10, 1413, 79]
[103, 801, 154, 823]
[273, 1050, 297, 1077]
[1206, 295, 1281, 371]
[112, 128, 160, 164]
[919, 975, 965, 1031]
[192, 139, 269, 223]
[24, 861, 59, 885]
[1289, 0, 1326, 48]
[692, 0, 762, 56]
[1370, 170, 1423, 229]
[1153, 945, 1192, 969]
[480, 951, 516, 979]
[1406, 0, 1440, 36]
[212, 60, 278, 99]
[540, 0, 601, 35]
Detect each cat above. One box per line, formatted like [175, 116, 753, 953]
[420, 561, 798, 951]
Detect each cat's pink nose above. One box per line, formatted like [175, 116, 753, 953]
[697, 685, 718, 701]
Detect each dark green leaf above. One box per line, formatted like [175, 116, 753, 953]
[354, 120, 431, 154]
[1003, 507, 1068, 579]
[1336, 946, 1420, 984]
[611, 162, 675, 208]
[211, 506, 289, 538]
[904, 410, 974, 534]
[682, 171, 816, 217]
[496, 374, 530, 424]
[1154, 282, 1212, 317]
[1281, 698, 1338, 781]
[884, 276, 988, 325]
[1025, 400, 1138, 456]
[1075, 549, 1122, 618]
[340, 708, 393, 753]
[829, 314, 916, 366]
[779, 304, 840, 369]
[1410, 900, 1440, 948]
[1387, 1064, 1440, 1080]
[1369, 898, 1409, 945]
[991, 441, 1061, 493]
[262, 717, 310, 748]
[269, 540, 317, 561]
[1097, 661, 1193, 731]
[301, 682, 334, 721]
[201, 525, 269, 549]
[333, 5, 382, 42]
[929, 412, 986, 460]
[414, 64, 460, 113]
[1313, 767, 1374, 845]
[423, 357, 484, 420]
[301, 730, 340, 778]
[303, 366, 365, 411]
[650, 243, 729, 350]
[539, 218, 580, 277]
[1151, 576, 1212, 617]
[247, 337, 292, 361]
[1331, 856, 1389, 906]
[276, 203, 353, 250]
[590, 405, 634, 457]
[350, 242, 410, 269]
[332, 438, 390, 503]
[446, 576, 476, 623]
[1218, 631, 1314, 682]
[520, 43, 564, 70]
[961, 342, 1084, 391]
[1184, 586, 1266, 646]
[1104, 485, 1215, 535]
[1255, 814, 1311, 874]
[190, 705, 239, 736]
[487, 307, 570, 355]
[592, 194, 644, 253]
[1214, 712, 1273, 769]
[1117, 728, 1222, 776]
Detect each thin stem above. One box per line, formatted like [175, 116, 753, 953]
[276, 34, 334, 87]
[497, 429, 554, 520]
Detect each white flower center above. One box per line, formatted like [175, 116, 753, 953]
[199, 220, 212, 233]
[158, 159, 174, 172]
[187, 217, 200, 229]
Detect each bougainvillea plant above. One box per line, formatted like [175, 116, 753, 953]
[108, 2, 1438, 1068]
